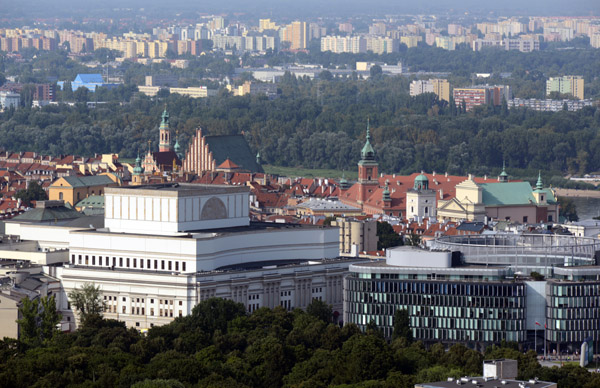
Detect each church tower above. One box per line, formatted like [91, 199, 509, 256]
[159, 108, 171, 152]
[132, 152, 144, 186]
[358, 120, 379, 203]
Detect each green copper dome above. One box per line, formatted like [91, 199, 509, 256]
[414, 173, 429, 190]
[133, 153, 143, 175]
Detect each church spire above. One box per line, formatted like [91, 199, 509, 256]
[535, 171, 544, 191]
[360, 118, 375, 162]
[159, 106, 172, 152]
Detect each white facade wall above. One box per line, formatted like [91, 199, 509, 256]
[104, 188, 249, 234]
[68, 226, 339, 273]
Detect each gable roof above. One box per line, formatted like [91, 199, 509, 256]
[480, 182, 536, 206]
[54, 175, 115, 188]
[204, 135, 263, 173]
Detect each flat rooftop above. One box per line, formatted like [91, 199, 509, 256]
[73, 221, 333, 239]
[417, 377, 555, 388]
[106, 183, 248, 197]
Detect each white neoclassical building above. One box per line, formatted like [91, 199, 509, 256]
[44, 183, 353, 330]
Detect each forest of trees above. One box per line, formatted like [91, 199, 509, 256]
[1, 47, 600, 181]
[2, 297, 599, 388]
[0, 74, 599, 181]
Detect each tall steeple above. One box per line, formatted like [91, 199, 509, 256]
[360, 118, 375, 162]
[159, 106, 172, 152]
[357, 118, 379, 203]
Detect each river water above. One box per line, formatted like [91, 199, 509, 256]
[569, 197, 600, 220]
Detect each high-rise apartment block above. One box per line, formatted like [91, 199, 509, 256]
[546, 76, 584, 100]
[409, 79, 450, 102]
[453, 85, 511, 111]
[282, 21, 308, 50]
[321, 36, 366, 54]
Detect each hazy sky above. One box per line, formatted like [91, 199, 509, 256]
[5, 0, 599, 19]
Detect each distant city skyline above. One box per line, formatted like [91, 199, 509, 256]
[4, 0, 599, 19]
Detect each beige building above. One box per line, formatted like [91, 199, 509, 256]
[282, 21, 308, 50]
[0, 293, 20, 339]
[331, 217, 377, 256]
[437, 173, 559, 224]
[48, 174, 120, 206]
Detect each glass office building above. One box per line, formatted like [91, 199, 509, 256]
[344, 235, 600, 352]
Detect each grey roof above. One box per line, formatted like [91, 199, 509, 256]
[456, 222, 486, 232]
[62, 215, 104, 229]
[204, 135, 263, 173]
[297, 198, 361, 212]
[12, 205, 84, 222]
[57, 175, 115, 189]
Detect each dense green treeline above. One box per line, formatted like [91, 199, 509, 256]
[1, 298, 599, 388]
[1, 74, 599, 179]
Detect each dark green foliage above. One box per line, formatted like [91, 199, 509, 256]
[306, 299, 333, 323]
[558, 196, 579, 222]
[14, 181, 47, 207]
[376, 221, 402, 250]
[0, 297, 598, 387]
[392, 309, 412, 343]
[1, 52, 600, 177]
[16, 295, 61, 348]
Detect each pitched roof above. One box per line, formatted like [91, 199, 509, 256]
[480, 182, 536, 206]
[217, 158, 240, 169]
[74, 74, 104, 84]
[204, 135, 263, 173]
[54, 175, 114, 188]
[12, 204, 83, 222]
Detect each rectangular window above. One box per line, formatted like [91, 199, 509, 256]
[112, 257, 116, 267]
[85, 255, 89, 265]
[92, 256, 95, 265]
[78, 255, 82, 264]
[150, 308, 154, 316]
[133, 258, 137, 268]
[175, 262, 179, 271]
[182, 262, 186, 272]
[168, 261, 172, 271]
[154, 260, 158, 269]
[99, 256, 102, 266]
[119, 257, 123, 267]
[127, 258, 130, 267]
[71, 254, 75, 264]
[161, 260, 165, 270]
[122, 306, 126, 313]
[140, 259, 143, 269]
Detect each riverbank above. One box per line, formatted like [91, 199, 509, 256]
[554, 188, 600, 198]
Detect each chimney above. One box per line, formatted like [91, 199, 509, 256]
[445, 172, 448, 177]
[432, 171, 436, 176]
